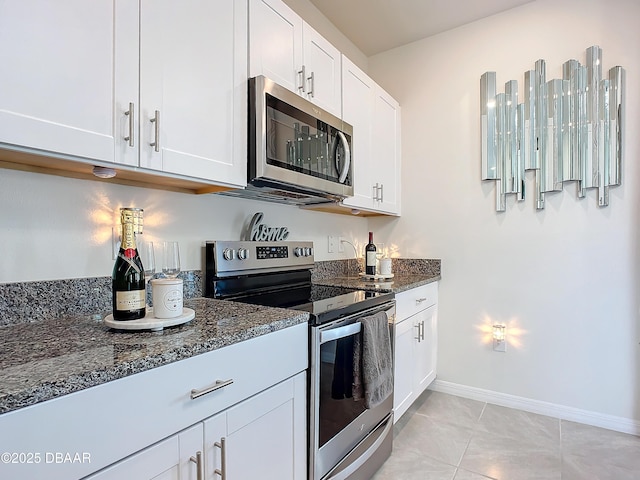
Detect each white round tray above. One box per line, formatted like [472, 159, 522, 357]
[104, 307, 195, 331]
[358, 272, 394, 280]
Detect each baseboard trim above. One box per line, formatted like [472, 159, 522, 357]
[429, 379, 640, 436]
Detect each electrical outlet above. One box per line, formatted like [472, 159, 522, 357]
[338, 237, 345, 253]
[328, 236, 338, 253]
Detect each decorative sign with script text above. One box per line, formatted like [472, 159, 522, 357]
[243, 212, 290, 242]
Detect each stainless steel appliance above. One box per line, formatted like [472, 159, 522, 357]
[204, 241, 395, 480]
[221, 76, 353, 206]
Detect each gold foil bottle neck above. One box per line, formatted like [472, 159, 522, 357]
[120, 207, 144, 235]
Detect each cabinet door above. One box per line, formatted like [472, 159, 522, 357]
[0, 0, 137, 165]
[86, 424, 202, 480]
[139, 0, 247, 186]
[302, 24, 341, 117]
[249, 0, 303, 93]
[373, 87, 401, 215]
[205, 373, 307, 480]
[393, 316, 417, 423]
[413, 305, 438, 397]
[341, 56, 375, 211]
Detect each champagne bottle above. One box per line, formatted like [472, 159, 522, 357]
[112, 208, 146, 320]
[365, 231, 377, 275]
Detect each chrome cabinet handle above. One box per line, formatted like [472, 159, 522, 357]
[190, 378, 234, 400]
[124, 102, 134, 147]
[190, 451, 203, 480]
[379, 183, 384, 202]
[149, 110, 160, 152]
[373, 183, 383, 201]
[214, 437, 227, 479]
[307, 71, 315, 97]
[298, 65, 306, 93]
[414, 321, 425, 342]
[415, 297, 428, 305]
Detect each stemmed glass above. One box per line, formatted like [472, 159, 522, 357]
[162, 241, 181, 278]
[375, 243, 385, 275]
[139, 240, 156, 309]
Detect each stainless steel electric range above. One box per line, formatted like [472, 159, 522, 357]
[205, 240, 395, 480]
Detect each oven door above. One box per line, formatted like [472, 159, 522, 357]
[310, 302, 395, 480]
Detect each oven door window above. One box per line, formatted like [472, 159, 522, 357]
[318, 327, 366, 448]
[265, 94, 351, 186]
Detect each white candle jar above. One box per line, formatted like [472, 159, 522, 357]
[151, 278, 183, 318]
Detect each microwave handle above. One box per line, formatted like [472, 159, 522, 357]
[320, 321, 361, 344]
[336, 131, 351, 184]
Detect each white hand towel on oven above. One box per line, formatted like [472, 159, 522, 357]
[352, 311, 393, 409]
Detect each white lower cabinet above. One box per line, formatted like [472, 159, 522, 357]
[87, 373, 306, 480]
[85, 424, 200, 480]
[393, 283, 438, 422]
[0, 323, 308, 480]
[205, 373, 306, 480]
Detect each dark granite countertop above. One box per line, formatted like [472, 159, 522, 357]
[0, 298, 309, 415]
[314, 273, 440, 294]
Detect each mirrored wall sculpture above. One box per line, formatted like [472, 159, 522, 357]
[480, 46, 625, 212]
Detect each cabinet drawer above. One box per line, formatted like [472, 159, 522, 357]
[0, 323, 308, 480]
[396, 282, 438, 321]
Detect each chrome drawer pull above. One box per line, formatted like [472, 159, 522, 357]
[415, 297, 428, 305]
[190, 378, 234, 400]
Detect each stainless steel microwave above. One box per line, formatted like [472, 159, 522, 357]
[223, 76, 353, 206]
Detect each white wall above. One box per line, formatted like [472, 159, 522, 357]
[0, 168, 367, 283]
[369, 0, 640, 427]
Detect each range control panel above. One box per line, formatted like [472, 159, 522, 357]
[205, 241, 315, 276]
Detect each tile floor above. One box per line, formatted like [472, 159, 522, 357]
[372, 390, 640, 480]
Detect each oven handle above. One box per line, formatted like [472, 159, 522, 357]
[320, 322, 361, 344]
[325, 413, 394, 480]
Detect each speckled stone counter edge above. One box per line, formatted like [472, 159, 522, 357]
[0, 298, 309, 414]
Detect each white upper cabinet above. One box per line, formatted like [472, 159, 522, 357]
[249, 0, 342, 117]
[0, 0, 247, 188]
[0, 0, 120, 163]
[131, 0, 248, 187]
[341, 56, 375, 209]
[373, 87, 401, 214]
[342, 56, 401, 215]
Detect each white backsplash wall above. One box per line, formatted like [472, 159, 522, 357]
[369, 0, 640, 429]
[0, 168, 368, 284]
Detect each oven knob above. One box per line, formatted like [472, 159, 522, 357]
[237, 248, 248, 260]
[304, 247, 312, 257]
[294, 247, 303, 257]
[223, 248, 235, 261]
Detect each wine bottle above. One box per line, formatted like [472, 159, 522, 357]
[112, 208, 146, 320]
[365, 231, 377, 275]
